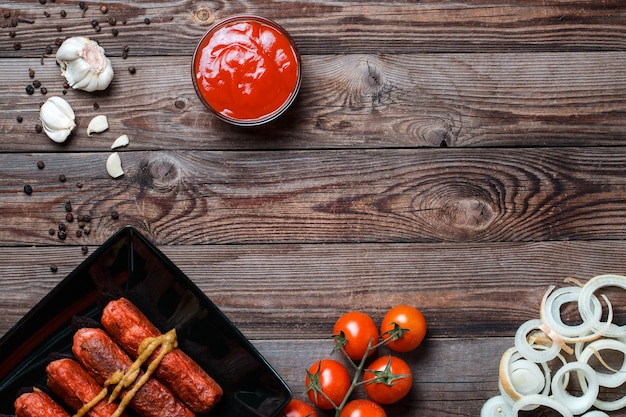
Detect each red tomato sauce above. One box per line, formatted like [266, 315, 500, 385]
[193, 16, 301, 124]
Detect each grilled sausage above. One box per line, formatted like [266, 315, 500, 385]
[46, 358, 126, 417]
[72, 327, 194, 417]
[14, 389, 70, 417]
[101, 297, 223, 414]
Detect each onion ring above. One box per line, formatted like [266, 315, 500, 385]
[515, 319, 561, 362]
[511, 393, 573, 417]
[541, 285, 603, 341]
[551, 361, 599, 415]
[480, 395, 512, 417]
[578, 338, 626, 388]
[578, 274, 626, 338]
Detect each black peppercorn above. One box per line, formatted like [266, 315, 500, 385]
[112, 28, 118, 36]
[108, 17, 116, 25]
[83, 226, 91, 235]
[128, 66, 136, 74]
[9, 30, 16, 38]
[111, 210, 119, 220]
[81, 245, 88, 254]
[55, 38, 63, 46]
[23, 184, 33, 194]
[37, 160, 45, 169]
[59, 174, 66, 182]
[76, 181, 83, 188]
[75, 229, 82, 237]
[93, 102, 99, 110]
[29, 68, 35, 78]
[57, 230, 67, 240]
[39, 0, 46, 4]
[33, 80, 41, 88]
[13, 42, 21, 50]
[66, 212, 74, 222]
[83, 214, 91, 222]
[79, 1, 86, 9]
[56, 25, 62, 32]
[78, 221, 86, 229]
[35, 124, 42, 133]
[44, 11, 51, 17]
[50, 264, 58, 273]
[91, 19, 98, 27]
[94, 25, 101, 32]
[16, 115, 23, 123]
[58, 223, 66, 231]
[48, 228, 56, 236]
[40, 87, 48, 95]
[64, 201, 72, 212]
[144, 17, 150, 24]
[60, 10, 66, 17]
[63, 81, 70, 89]
[26, 85, 34, 94]
[45, 45, 53, 54]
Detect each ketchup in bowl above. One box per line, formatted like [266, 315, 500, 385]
[192, 15, 301, 126]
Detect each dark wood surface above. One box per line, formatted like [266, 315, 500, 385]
[2, 1, 626, 416]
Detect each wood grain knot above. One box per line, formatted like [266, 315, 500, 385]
[135, 155, 183, 192]
[192, 5, 218, 25]
[338, 56, 396, 111]
[414, 181, 498, 240]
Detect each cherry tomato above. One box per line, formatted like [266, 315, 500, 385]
[363, 355, 412, 404]
[333, 311, 380, 360]
[280, 398, 318, 417]
[305, 359, 351, 409]
[381, 305, 427, 352]
[339, 399, 387, 417]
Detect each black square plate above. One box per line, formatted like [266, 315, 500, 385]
[0, 226, 291, 416]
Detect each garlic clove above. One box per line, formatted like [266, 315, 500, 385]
[40, 96, 76, 143]
[111, 134, 130, 149]
[87, 115, 109, 136]
[106, 152, 124, 178]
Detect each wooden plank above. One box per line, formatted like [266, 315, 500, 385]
[2, 0, 626, 56]
[1, 241, 625, 339]
[1, 148, 626, 245]
[256, 338, 509, 417]
[1, 52, 625, 151]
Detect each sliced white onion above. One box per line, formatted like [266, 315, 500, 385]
[593, 393, 626, 412]
[581, 411, 610, 417]
[542, 285, 603, 339]
[515, 319, 561, 362]
[579, 274, 626, 338]
[511, 394, 573, 417]
[499, 347, 550, 403]
[551, 361, 599, 415]
[481, 395, 513, 417]
[578, 338, 626, 388]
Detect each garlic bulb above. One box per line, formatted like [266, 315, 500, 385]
[40, 96, 76, 143]
[56, 37, 114, 92]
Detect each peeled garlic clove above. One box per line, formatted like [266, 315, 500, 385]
[56, 37, 114, 92]
[111, 134, 130, 149]
[87, 115, 109, 136]
[106, 152, 124, 178]
[39, 96, 76, 143]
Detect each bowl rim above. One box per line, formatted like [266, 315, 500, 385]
[191, 14, 302, 127]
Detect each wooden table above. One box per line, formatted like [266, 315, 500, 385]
[1, 1, 626, 416]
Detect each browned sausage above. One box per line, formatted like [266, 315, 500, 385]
[101, 297, 223, 414]
[14, 389, 70, 417]
[46, 358, 126, 417]
[72, 327, 194, 417]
